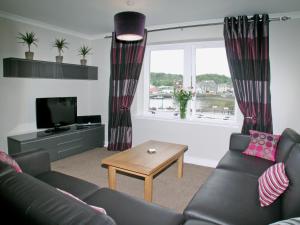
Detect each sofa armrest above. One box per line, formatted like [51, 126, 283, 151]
[229, 133, 250, 152]
[12, 150, 51, 176]
[84, 188, 185, 225]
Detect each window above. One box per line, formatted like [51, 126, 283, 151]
[144, 41, 235, 122]
[149, 49, 184, 112]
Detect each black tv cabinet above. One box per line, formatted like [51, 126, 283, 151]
[7, 124, 105, 162]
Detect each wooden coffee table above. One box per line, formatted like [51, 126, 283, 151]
[101, 140, 188, 202]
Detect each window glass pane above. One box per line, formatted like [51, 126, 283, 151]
[195, 47, 235, 120]
[149, 50, 184, 112]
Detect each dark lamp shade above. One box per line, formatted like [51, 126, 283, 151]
[114, 11, 146, 41]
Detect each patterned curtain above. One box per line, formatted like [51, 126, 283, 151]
[224, 14, 273, 134]
[108, 31, 147, 151]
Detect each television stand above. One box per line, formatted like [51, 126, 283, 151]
[7, 124, 105, 162]
[45, 126, 71, 133]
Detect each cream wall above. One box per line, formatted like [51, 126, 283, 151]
[90, 17, 300, 166]
[0, 17, 93, 152]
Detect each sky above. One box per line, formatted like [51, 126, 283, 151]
[150, 47, 230, 76]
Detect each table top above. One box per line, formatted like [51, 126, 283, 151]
[101, 140, 188, 176]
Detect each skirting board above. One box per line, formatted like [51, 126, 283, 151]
[184, 156, 218, 168]
[104, 140, 218, 168]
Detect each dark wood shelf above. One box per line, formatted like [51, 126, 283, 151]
[3, 57, 98, 80]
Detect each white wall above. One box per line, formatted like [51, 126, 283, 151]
[90, 17, 300, 167]
[0, 17, 93, 152]
[270, 19, 300, 133]
[1, 14, 300, 165]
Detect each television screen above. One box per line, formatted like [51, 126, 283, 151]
[36, 97, 77, 129]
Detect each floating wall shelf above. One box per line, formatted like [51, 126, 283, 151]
[3, 58, 98, 80]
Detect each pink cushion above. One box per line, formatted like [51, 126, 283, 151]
[0, 150, 22, 173]
[56, 188, 106, 214]
[258, 162, 289, 207]
[243, 130, 280, 161]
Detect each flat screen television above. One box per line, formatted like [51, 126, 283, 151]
[36, 97, 77, 132]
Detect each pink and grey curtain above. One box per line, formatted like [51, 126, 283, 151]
[108, 31, 147, 151]
[224, 14, 273, 134]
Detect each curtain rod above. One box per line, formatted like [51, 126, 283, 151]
[104, 16, 291, 39]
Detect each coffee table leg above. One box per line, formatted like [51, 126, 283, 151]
[177, 154, 183, 178]
[108, 166, 116, 190]
[144, 175, 153, 202]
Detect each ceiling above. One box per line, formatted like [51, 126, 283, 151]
[1, 0, 300, 36]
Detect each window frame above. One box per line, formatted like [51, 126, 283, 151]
[143, 40, 238, 124]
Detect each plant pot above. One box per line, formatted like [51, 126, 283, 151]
[25, 52, 34, 60]
[80, 59, 87, 66]
[56, 56, 63, 63]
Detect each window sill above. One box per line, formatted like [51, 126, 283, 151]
[133, 114, 240, 128]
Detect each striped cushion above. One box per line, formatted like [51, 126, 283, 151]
[270, 217, 300, 225]
[0, 150, 22, 173]
[258, 162, 289, 207]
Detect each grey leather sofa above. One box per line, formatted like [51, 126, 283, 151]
[0, 150, 184, 225]
[183, 128, 300, 225]
[1, 128, 300, 225]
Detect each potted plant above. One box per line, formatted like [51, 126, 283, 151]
[174, 87, 193, 119]
[53, 38, 69, 63]
[17, 32, 38, 60]
[78, 45, 92, 65]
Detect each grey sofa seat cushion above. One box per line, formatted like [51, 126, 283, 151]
[282, 144, 300, 219]
[217, 150, 273, 177]
[36, 171, 99, 200]
[184, 169, 281, 225]
[84, 188, 184, 225]
[0, 172, 116, 225]
[276, 128, 300, 162]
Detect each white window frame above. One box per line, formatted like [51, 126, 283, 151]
[143, 40, 239, 124]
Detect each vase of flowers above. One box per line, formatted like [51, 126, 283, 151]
[174, 87, 193, 119]
[17, 32, 38, 60]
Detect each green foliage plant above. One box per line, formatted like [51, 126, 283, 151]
[53, 38, 69, 56]
[17, 32, 38, 52]
[78, 45, 92, 59]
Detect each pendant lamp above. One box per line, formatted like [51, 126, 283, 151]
[114, 11, 146, 41]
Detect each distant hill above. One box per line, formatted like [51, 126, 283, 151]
[196, 74, 232, 84]
[150, 73, 183, 86]
[150, 72, 232, 87]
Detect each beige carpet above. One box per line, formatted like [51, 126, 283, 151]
[51, 148, 214, 213]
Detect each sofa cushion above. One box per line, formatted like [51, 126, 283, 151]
[36, 171, 99, 200]
[276, 128, 300, 162]
[0, 171, 116, 225]
[281, 143, 300, 219]
[243, 130, 280, 162]
[13, 150, 50, 176]
[258, 162, 289, 207]
[57, 188, 107, 214]
[84, 188, 184, 225]
[229, 133, 250, 152]
[184, 169, 281, 225]
[184, 220, 220, 225]
[217, 150, 273, 177]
